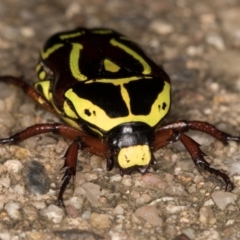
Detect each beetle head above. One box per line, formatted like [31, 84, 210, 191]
[107, 123, 156, 174]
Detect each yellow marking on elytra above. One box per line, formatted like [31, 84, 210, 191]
[64, 81, 170, 132]
[63, 101, 78, 119]
[120, 84, 131, 113]
[92, 29, 113, 34]
[70, 43, 87, 81]
[85, 76, 151, 85]
[39, 71, 46, 80]
[35, 64, 41, 73]
[118, 145, 151, 168]
[87, 126, 104, 137]
[110, 38, 151, 75]
[61, 116, 81, 130]
[104, 59, 120, 72]
[59, 31, 83, 40]
[41, 43, 64, 59]
[34, 80, 51, 102]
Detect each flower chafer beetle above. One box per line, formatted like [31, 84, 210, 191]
[0, 27, 239, 206]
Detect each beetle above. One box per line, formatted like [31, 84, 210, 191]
[0, 27, 239, 206]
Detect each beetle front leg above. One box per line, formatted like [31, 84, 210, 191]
[0, 123, 108, 156]
[58, 138, 81, 207]
[180, 133, 233, 191]
[158, 120, 240, 144]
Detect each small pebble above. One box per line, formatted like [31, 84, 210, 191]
[40, 205, 65, 223]
[81, 210, 91, 220]
[150, 20, 174, 34]
[89, 212, 111, 229]
[135, 205, 162, 226]
[84, 173, 98, 181]
[110, 174, 122, 182]
[13, 184, 25, 195]
[165, 184, 187, 196]
[64, 196, 83, 209]
[80, 182, 101, 206]
[5, 202, 21, 220]
[141, 173, 167, 189]
[74, 172, 86, 185]
[141, 193, 151, 203]
[31, 201, 46, 210]
[113, 205, 124, 215]
[121, 176, 132, 186]
[165, 204, 187, 214]
[211, 191, 238, 210]
[19, 26, 35, 38]
[4, 160, 23, 174]
[0, 177, 11, 188]
[199, 206, 216, 225]
[206, 34, 225, 51]
[65, 205, 79, 218]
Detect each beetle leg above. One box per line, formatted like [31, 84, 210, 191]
[158, 120, 240, 145]
[0, 123, 109, 206]
[180, 133, 233, 191]
[152, 128, 176, 150]
[0, 76, 57, 114]
[58, 138, 81, 207]
[0, 123, 108, 156]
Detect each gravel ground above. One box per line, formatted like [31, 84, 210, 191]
[0, 0, 240, 239]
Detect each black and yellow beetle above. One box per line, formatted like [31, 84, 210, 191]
[0, 27, 239, 206]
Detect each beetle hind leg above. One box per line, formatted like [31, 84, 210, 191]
[180, 133, 233, 191]
[0, 76, 57, 114]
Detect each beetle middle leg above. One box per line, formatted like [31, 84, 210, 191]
[153, 120, 240, 190]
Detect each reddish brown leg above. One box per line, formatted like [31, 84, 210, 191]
[0, 123, 108, 156]
[180, 133, 233, 191]
[158, 120, 240, 144]
[0, 123, 109, 206]
[0, 76, 57, 114]
[153, 120, 239, 190]
[58, 138, 81, 207]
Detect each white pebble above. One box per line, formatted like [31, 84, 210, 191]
[5, 202, 21, 220]
[31, 201, 46, 209]
[165, 204, 187, 214]
[204, 199, 214, 206]
[110, 174, 122, 182]
[206, 34, 225, 51]
[0, 232, 11, 240]
[20, 27, 35, 38]
[13, 184, 25, 195]
[40, 205, 65, 223]
[64, 196, 83, 209]
[150, 20, 174, 35]
[4, 160, 23, 174]
[121, 176, 132, 186]
[211, 191, 238, 210]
